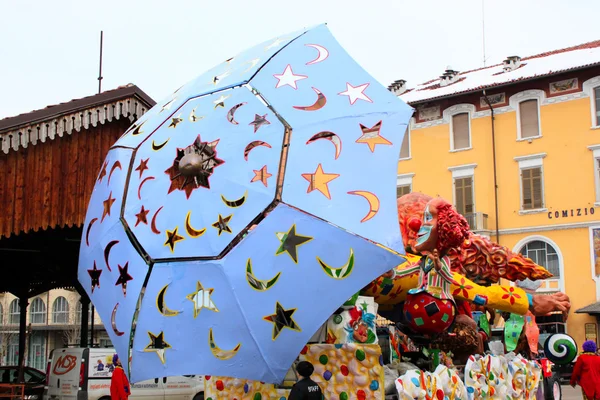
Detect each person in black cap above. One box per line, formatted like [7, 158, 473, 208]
[288, 361, 323, 400]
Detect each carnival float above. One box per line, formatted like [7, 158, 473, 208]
[79, 24, 575, 399]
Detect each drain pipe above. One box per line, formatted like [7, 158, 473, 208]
[482, 90, 500, 244]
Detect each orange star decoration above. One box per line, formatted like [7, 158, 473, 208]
[164, 227, 185, 252]
[301, 164, 340, 199]
[356, 121, 392, 152]
[251, 165, 272, 187]
[101, 191, 116, 222]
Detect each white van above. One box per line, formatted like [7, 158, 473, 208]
[44, 348, 204, 400]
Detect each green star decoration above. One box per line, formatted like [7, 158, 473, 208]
[275, 224, 312, 263]
[263, 302, 301, 340]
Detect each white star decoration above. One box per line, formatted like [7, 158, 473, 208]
[266, 38, 285, 50]
[274, 65, 308, 90]
[338, 82, 373, 105]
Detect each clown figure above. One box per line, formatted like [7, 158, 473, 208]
[343, 305, 377, 343]
[394, 198, 470, 335]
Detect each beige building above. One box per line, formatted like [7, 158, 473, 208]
[0, 289, 110, 370]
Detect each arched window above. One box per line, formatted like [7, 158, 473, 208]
[52, 297, 70, 324]
[30, 298, 46, 324]
[520, 240, 560, 277]
[9, 300, 20, 324]
[76, 301, 91, 324]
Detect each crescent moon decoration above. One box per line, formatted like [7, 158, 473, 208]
[306, 131, 342, 160]
[151, 206, 164, 235]
[152, 138, 170, 151]
[226, 102, 247, 125]
[156, 284, 180, 317]
[108, 161, 122, 185]
[246, 258, 281, 291]
[347, 190, 380, 222]
[189, 107, 203, 123]
[317, 248, 355, 280]
[138, 177, 155, 200]
[221, 190, 248, 208]
[85, 218, 98, 246]
[243, 141, 272, 161]
[305, 44, 329, 65]
[131, 121, 146, 136]
[184, 211, 207, 238]
[103, 240, 119, 272]
[293, 87, 327, 111]
[208, 328, 241, 360]
[111, 303, 125, 336]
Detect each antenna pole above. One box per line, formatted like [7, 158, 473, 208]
[482, 0, 487, 66]
[98, 31, 104, 94]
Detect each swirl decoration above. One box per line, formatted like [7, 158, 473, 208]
[544, 333, 577, 365]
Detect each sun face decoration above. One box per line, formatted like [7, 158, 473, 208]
[165, 135, 224, 198]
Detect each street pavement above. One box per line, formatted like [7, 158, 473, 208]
[561, 384, 580, 400]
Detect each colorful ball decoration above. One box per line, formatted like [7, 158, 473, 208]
[403, 292, 455, 335]
[544, 333, 577, 365]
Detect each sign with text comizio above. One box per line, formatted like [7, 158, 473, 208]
[547, 207, 596, 219]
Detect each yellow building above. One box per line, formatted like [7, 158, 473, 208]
[393, 40, 600, 347]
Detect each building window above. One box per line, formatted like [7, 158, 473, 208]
[27, 332, 45, 371]
[520, 240, 560, 277]
[29, 298, 46, 324]
[7, 336, 18, 365]
[9, 300, 20, 324]
[594, 87, 600, 127]
[52, 297, 70, 324]
[399, 126, 411, 160]
[521, 167, 543, 210]
[515, 153, 546, 212]
[454, 176, 474, 215]
[451, 113, 471, 150]
[518, 99, 541, 139]
[397, 184, 411, 197]
[76, 301, 91, 324]
[0, 303, 3, 325]
[396, 173, 415, 198]
[590, 145, 600, 203]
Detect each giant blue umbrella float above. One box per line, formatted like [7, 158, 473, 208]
[78, 23, 413, 383]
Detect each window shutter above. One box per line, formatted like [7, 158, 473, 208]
[455, 178, 465, 214]
[400, 127, 410, 159]
[519, 99, 540, 139]
[531, 167, 543, 208]
[595, 87, 600, 126]
[396, 185, 411, 197]
[464, 177, 474, 213]
[452, 113, 470, 150]
[522, 169, 532, 209]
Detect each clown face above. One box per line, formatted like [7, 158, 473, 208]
[352, 320, 369, 343]
[414, 203, 439, 254]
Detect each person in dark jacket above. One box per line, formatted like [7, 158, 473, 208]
[288, 361, 323, 400]
[110, 354, 131, 400]
[570, 340, 600, 400]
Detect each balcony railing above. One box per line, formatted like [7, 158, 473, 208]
[463, 212, 489, 231]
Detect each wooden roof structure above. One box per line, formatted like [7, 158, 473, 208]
[0, 84, 155, 297]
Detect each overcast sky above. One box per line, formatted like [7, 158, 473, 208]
[1, 0, 598, 120]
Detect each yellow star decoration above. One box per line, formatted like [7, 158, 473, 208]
[164, 227, 185, 253]
[186, 281, 219, 318]
[301, 164, 340, 199]
[144, 331, 172, 364]
[356, 121, 392, 152]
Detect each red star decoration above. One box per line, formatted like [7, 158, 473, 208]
[251, 165, 272, 187]
[115, 262, 133, 296]
[87, 261, 102, 293]
[102, 192, 116, 222]
[135, 206, 150, 227]
[97, 161, 108, 183]
[135, 158, 149, 178]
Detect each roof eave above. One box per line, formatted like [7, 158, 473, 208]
[403, 63, 600, 106]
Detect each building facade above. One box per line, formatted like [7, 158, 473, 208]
[393, 40, 600, 347]
[0, 290, 109, 370]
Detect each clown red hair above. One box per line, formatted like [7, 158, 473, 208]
[434, 200, 470, 255]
